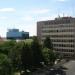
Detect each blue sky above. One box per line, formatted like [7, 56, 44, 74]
[0, 0, 75, 37]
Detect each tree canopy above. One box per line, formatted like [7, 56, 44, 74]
[43, 36, 53, 49]
[0, 37, 58, 75]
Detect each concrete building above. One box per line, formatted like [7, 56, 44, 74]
[37, 17, 75, 58]
[7, 29, 29, 39]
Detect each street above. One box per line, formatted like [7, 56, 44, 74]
[64, 60, 75, 75]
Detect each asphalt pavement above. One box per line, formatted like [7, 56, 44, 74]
[63, 60, 75, 75]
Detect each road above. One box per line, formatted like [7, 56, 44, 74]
[19, 60, 75, 75]
[64, 60, 75, 75]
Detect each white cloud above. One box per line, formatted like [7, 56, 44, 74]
[0, 28, 6, 37]
[0, 16, 8, 19]
[21, 16, 34, 21]
[32, 9, 49, 14]
[20, 9, 50, 21]
[28, 9, 50, 14]
[0, 8, 16, 12]
[56, 0, 67, 2]
[36, 15, 57, 21]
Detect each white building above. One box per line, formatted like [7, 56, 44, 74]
[37, 17, 75, 58]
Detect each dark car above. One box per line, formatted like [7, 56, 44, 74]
[47, 68, 66, 75]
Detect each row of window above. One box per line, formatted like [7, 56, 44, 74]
[64, 54, 74, 57]
[51, 39, 74, 42]
[51, 35, 74, 37]
[55, 50, 74, 57]
[42, 35, 74, 37]
[42, 35, 75, 38]
[42, 24, 75, 28]
[42, 27, 74, 30]
[53, 44, 74, 47]
[55, 49, 74, 52]
[42, 29, 75, 33]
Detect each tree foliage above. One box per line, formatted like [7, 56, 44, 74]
[43, 36, 53, 49]
[0, 38, 58, 74]
[31, 36, 45, 67]
[21, 43, 33, 70]
[21, 37, 45, 72]
[43, 36, 57, 65]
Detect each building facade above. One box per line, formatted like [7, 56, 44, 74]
[37, 17, 75, 58]
[7, 29, 29, 39]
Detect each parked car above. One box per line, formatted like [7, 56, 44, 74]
[46, 68, 66, 75]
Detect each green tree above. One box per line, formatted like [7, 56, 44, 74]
[43, 36, 53, 49]
[48, 50, 56, 65]
[0, 53, 12, 75]
[9, 41, 24, 73]
[0, 41, 16, 75]
[31, 36, 45, 67]
[43, 48, 56, 66]
[43, 36, 57, 66]
[21, 43, 33, 71]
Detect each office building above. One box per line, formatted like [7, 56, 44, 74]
[7, 29, 29, 39]
[37, 17, 75, 58]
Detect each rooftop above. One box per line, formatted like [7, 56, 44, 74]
[37, 16, 75, 25]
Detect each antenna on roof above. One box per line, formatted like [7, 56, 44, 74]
[63, 13, 64, 17]
[58, 14, 60, 18]
[70, 2, 74, 17]
[72, 4, 74, 17]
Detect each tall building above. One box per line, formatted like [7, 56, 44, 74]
[7, 29, 29, 39]
[37, 17, 75, 58]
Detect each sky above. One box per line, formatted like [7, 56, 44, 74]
[0, 0, 75, 37]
